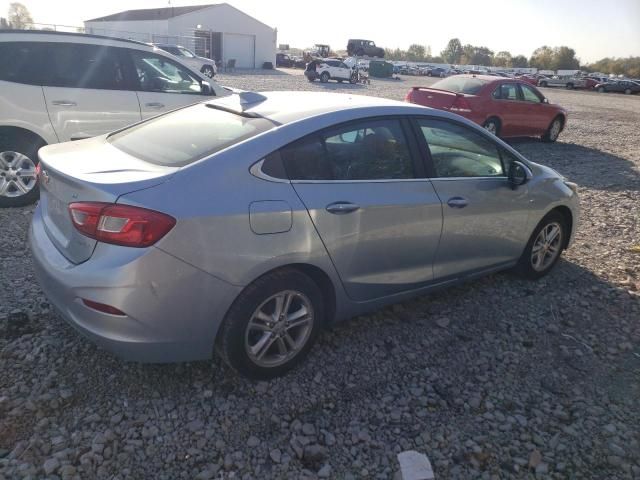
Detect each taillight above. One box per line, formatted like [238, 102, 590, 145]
[450, 95, 472, 113]
[68, 202, 176, 248]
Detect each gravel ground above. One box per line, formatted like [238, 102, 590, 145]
[1, 70, 639, 480]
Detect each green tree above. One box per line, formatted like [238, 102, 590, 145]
[552, 46, 580, 70]
[493, 51, 512, 67]
[461, 44, 494, 66]
[407, 44, 426, 61]
[588, 56, 640, 77]
[441, 38, 463, 64]
[511, 55, 529, 68]
[7, 2, 33, 29]
[529, 46, 555, 70]
[0, 17, 10, 28]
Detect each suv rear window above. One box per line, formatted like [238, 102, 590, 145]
[109, 103, 273, 167]
[431, 77, 487, 95]
[0, 42, 48, 85]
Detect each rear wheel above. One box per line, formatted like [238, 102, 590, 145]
[201, 65, 215, 78]
[216, 269, 324, 379]
[539, 81, 548, 87]
[542, 116, 563, 143]
[515, 212, 567, 279]
[598, 86, 605, 93]
[566, 83, 574, 90]
[624, 88, 632, 95]
[0, 131, 45, 208]
[483, 118, 500, 136]
[320, 71, 330, 83]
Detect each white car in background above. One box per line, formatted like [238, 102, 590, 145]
[305, 59, 356, 84]
[154, 44, 217, 78]
[0, 30, 229, 207]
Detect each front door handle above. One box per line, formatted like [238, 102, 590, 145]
[51, 100, 77, 107]
[447, 197, 469, 208]
[145, 102, 165, 108]
[326, 202, 360, 214]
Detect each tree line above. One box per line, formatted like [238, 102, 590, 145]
[385, 38, 639, 77]
[1, 2, 33, 29]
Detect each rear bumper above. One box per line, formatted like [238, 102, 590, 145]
[29, 204, 241, 363]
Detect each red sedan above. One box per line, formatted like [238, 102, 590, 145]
[405, 75, 567, 142]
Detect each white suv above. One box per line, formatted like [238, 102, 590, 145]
[0, 30, 229, 207]
[305, 59, 356, 84]
[154, 44, 218, 78]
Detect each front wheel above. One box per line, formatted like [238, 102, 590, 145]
[201, 65, 215, 78]
[539, 81, 548, 87]
[624, 88, 632, 95]
[320, 72, 330, 83]
[216, 269, 324, 379]
[483, 118, 500, 136]
[542, 117, 563, 143]
[598, 86, 605, 93]
[515, 212, 567, 279]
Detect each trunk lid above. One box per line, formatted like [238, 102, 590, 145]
[38, 136, 178, 264]
[407, 87, 468, 111]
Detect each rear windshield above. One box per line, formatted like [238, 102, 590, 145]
[109, 104, 273, 167]
[431, 77, 487, 95]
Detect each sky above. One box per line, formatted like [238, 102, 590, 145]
[2, 0, 639, 63]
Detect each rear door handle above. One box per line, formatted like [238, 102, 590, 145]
[51, 100, 77, 107]
[447, 197, 469, 208]
[326, 202, 360, 214]
[145, 102, 165, 108]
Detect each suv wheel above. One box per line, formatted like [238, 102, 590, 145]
[216, 269, 324, 379]
[320, 71, 330, 83]
[201, 65, 215, 78]
[0, 132, 45, 208]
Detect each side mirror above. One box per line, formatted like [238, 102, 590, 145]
[201, 81, 212, 95]
[508, 161, 531, 189]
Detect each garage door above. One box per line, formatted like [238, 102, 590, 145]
[223, 33, 255, 68]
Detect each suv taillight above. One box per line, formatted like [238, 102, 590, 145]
[450, 95, 472, 113]
[68, 202, 176, 248]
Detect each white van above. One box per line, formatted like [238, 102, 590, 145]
[0, 30, 229, 207]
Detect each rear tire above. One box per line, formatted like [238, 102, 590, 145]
[539, 81, 548, 87]
[542, 116, 563, 143]
[216, 269, 324, 379]
[0, 131, 45, 208]
[598, 86, 605, 93]
[201, 65, 215, 78]
[483, 118, 501, 136]
[566, 83, 574, 90]
[320, 72, 330, 83]
[515, 212, 567, 280]
[624, 88, 631, 95]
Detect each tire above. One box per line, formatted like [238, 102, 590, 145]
[598, 86, 605, 93]
[539, 81, 548, 87]
[566, 83, 574, 90]
[482, 118, 500, 136]
[320, 72, 330, 83]
[201, 65, 215, 78]
[0, 131, 45, 208]
[515, 211, 567, 280]
[350, 73, 358, 84]
[216, 269, 324, 379]
[624, 88, 631, 95]
[542, 116, 563, 143]
[427, 72, 432, 77]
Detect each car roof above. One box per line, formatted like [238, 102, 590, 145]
[0, 29, 148, 47]
[209, 91, 448, 124]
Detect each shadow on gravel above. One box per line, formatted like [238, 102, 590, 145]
[309, 82, 367, 91]
[506, 139, 639, 192]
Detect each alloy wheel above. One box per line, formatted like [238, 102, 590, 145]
[549, 120, 562, 141]
[531, 222, 563, 272]
[0, 151, 38, 198]
[484, 121, 498, 135]
[244, 290, 314, 368]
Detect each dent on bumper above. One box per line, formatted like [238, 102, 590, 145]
[29, 206, 241, 363]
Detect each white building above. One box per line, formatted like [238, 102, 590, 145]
[84, 3, 276, 68]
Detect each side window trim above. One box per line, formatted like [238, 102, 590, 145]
[411, 116, 508, 180]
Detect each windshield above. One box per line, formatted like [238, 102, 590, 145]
[431, 77, 487, 95]
[109, 104, 273, 167]
[178, 47, 196, 58]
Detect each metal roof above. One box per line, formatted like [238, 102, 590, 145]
[86, 4, 219, 22]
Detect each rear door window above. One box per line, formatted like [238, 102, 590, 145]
[0, 42, 49, 85]
[493, 83, 520, 100]
[46, 43, 129, 90]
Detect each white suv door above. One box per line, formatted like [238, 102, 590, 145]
[125, 49, 216, 119]
[42, 43, 141, 142]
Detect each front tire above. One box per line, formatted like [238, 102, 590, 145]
[201, 65, 215, 78]
[542, 116, 563, 143]
[0, 132, 45, 208]
[624, 88, 632, 95]
[515, 212, 567, 280]
[539, 81, 548, 87]
[216, 269, 324, 379]
[320, 72, 330, 83]
[598, 86, 605, 93]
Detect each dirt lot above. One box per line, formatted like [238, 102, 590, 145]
[1, 70, 639, 480]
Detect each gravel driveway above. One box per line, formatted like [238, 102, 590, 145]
[1, 70, 639, 480]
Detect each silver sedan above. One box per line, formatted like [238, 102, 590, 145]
[29, 91, 579, 378]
